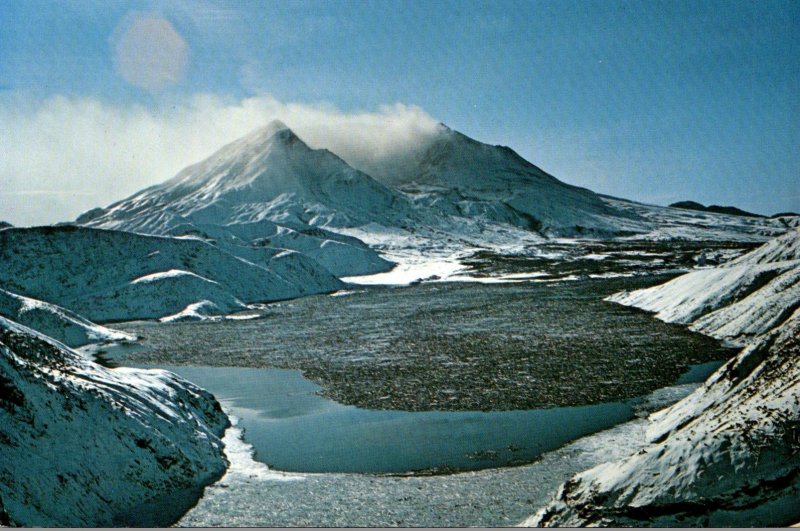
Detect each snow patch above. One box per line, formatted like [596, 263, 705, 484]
[159, 300, 220, 323]
[214, 416, 303, 484]
[131, 269, 217, 285]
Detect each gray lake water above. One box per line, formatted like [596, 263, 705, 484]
[154, 364, 716, 474]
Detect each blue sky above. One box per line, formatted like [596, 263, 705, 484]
[1, 0, 798, 225]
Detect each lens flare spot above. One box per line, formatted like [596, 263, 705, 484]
[113, 15, 188, 91]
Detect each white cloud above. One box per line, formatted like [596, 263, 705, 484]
[0, 93, 440, 226]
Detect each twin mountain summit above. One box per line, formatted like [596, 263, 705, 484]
[1, 120, 793, 324]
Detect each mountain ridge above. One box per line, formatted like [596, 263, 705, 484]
[78, 120, 644, 239]
[669, 200, 766, 218]
[0, 225, 344, 322]
[75, 119, 798, 278]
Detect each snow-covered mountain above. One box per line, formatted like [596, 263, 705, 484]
[66, 119, 794, 304]
[358, 123, 639, 236]
[349, 122, 797, 241]
[525, 229, 800, 527]
[75, 120, 795, 277]
[76, 121, 399, 279]
[0, 317, 229, 526]
[0, 225, 343, 322]
[79, 120, 415, 232]
[0, 289, 134, 347]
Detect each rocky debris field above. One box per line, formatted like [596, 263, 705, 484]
[115, 273, 733, 412]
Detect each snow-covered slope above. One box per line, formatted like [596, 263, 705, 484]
[525, 230, 800, 527]
[524, 311, 800, 527]
[607, 228, 800, 345]
[0, 317, 229, 526]
[79, 120, 415, 232]
[690, 267, 799, 344]
[0, 289, 134, 347]
[0, 225, 343, 322]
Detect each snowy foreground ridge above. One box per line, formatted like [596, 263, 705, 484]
[0, 317, 229, 526]
[0, 289, 134, 348]
[525, 230, 800, 527]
